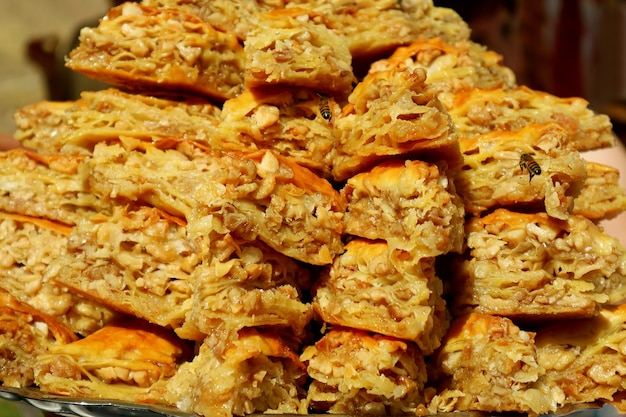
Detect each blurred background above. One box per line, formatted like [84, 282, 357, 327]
[0, 0, 625, 415]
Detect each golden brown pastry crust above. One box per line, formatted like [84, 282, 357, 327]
[341, 159, 464, 257]
[301, 326, 427, 414]
[219, 87, 339, 178]
[244, 8, 356, 99]
[573, 160, 626, 220]
[35, 319, 189, 402]
[48, 205, 199, 333]
[332, 65, 457, 181]
[428, 312, 547, 415]
[66, 2, 245, 101]
[313, 238, 447, 353]
[0, 149, 110, 225]
[449, 208, 626, 319]
[288, 0, 470, 64]
[86, 140, 344, 265]
[535, 305, 626, 411]
[0, 212, 116, 336]
[0, 289, 78, 388]
[370, 38, 516, 108]
[448, 86, 615, 151]
[455, 123, 587, 219]
[165, 328, 307, 417]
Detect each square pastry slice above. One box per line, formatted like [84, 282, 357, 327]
[427, 312, 549, 415]
[449, 208, 626, 319]
[0, 212, 117, 336]
[332, 65, 458, 181]
[301, 327, 428, 414]
[535, 305, 626, 412]
[341, 159, 464, 257]
[370, 38, 517, 108]
[13, 89, 222, 155]
[447, 86, 615, 151]
[66, 2, 245, 101]
[244, 8, 355, 99]
[573, 161, 626, 220]
[454, 122, 587, 219]
[313, 238, 448, 354]
[35, 318, 191, 403]
[165, 328, 307, 417]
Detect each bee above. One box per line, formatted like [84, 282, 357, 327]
[519, 153, 542, 182]
[318, 94, 332, 122]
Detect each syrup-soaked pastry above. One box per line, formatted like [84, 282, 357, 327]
[243, 8, 356, 99]
[534, 305, 626, 413]
[142, 0, 284, 41]
[427, 313, 549, 415]
[47, 205, 199, 333]
[86, 140, 344, 265]
[177, 239, 314, 341]
[454, 122, 587, 219]
[301, 327, 428, 414]
[287, 0, 470, 64]
[447, 86, 616, 151]
[370, 37, 517, 108]
[332, 65, 457, 181]
[0, 212, 117, 336]
[218, 87, 339, 178]
[0, 149, 110, 226]
[66, 2, 245, 101]
[14, 89, 222, 155]
[341, 159, 464, 257]
[165, 328, 307, 417]
[12, 100, 74, 153]
[35, 318, 190, 403]
[0, 289, 78, 388]
[312, 238, 447, 354]
[449, 208, 626, 319]
[572, 161, 626, 220]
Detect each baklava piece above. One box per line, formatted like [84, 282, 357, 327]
[179, 240, 313, 341]
[302, 327, 428, 414]
[0, 212, 116, 336]
[454, 122, 587, 219]
[218, 87, 339, 178]
[313, 238, 448, 354]
[165, 328, 307, 417]
[0, 149, 110, 226]
[370, 37, 517, 108]
[341, 159, 465, 257]
[288, 0, 470, 65]
[535, 305, 626, 411]
[427, 312, 549, 415]
[66, 2, 245, 101]
[448, 86, 615, 151]
[48, 205, 199, 334]
[332, 65, 457, 181]
[449, 208, 626, 319]
[87, 140, 345, 265]
[244, 8, 355, 99]
[573, 161, 626, 220]
[13, 89, 222, 155]
[35, 318, 190, 403]
[0, 289, 78, 388]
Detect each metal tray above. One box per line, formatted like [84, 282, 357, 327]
[0, 386, 618, 417]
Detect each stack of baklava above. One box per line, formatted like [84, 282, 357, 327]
[2, 1, 626, 417]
